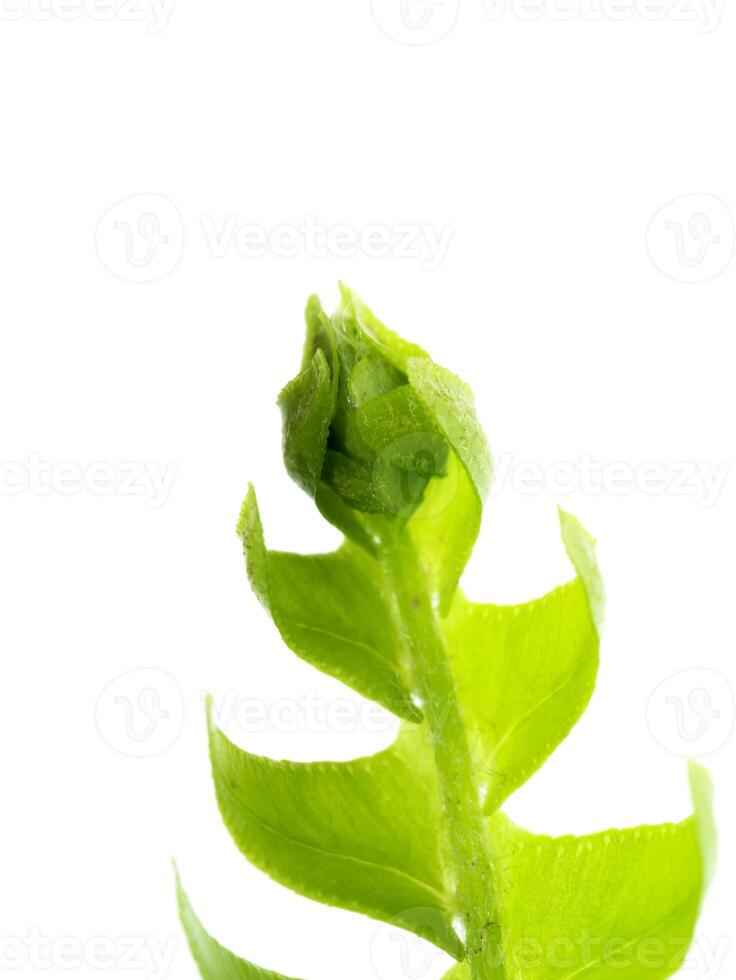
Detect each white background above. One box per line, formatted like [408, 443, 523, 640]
[0, 1, 734, 978]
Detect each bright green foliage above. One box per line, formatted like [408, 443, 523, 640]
[444, 764, 715, 980]
[207, 710, 463, 958]
[485, 764, 714, 980]
[180, 290, 715, 980]
[238, 486, 420, 721]
[177, 872, 301, 980]
[443, 511, 602, 815]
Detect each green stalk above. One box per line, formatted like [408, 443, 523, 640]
[381, 531, 505, 980]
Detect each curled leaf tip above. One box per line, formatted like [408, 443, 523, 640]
[235, 483, 257, 538]
[688, 761, 717, 888]
[558, 507, 605, 632]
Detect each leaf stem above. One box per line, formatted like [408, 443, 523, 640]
[381, 533, 506, 980]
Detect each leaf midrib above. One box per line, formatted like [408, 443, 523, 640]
[490, 649, 592, 756]
[220, 780, 449, 909]
[291, 620, 397, 672]
[557, 889, 698, 980]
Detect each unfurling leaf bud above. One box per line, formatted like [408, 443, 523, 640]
[279, 289, 455, 530]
